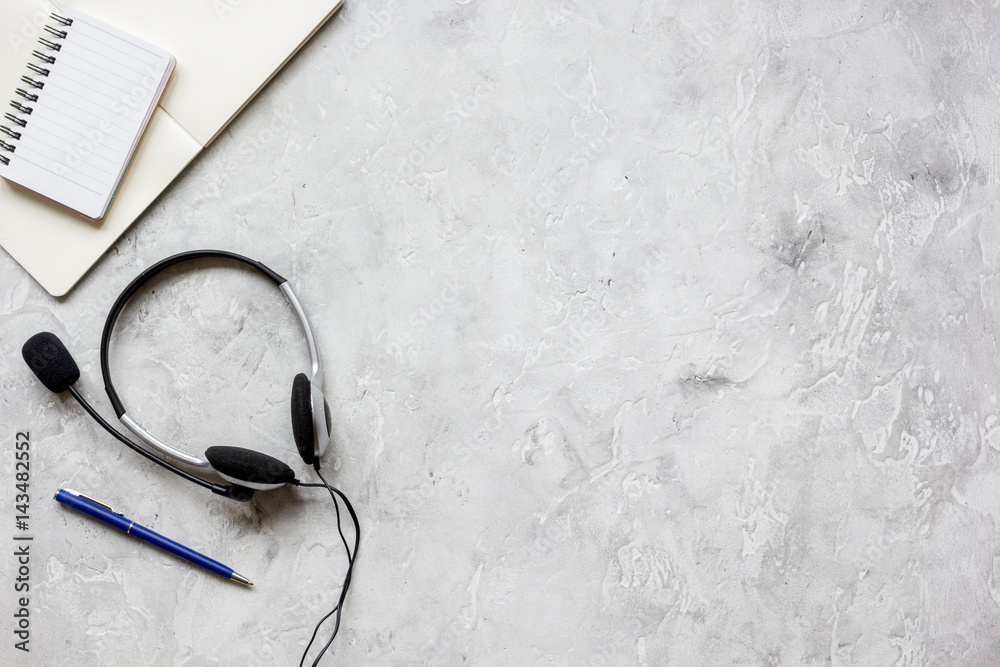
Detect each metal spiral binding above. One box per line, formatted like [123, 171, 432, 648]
[0, 123, 20, 164]
[26, 63, 50, 77]
[0, 14, 72, 168]
[32, 50, 57, 65]
[20, 76, 43, 90]
[4, 114, 27, 128]
[44, 25, 68, 39]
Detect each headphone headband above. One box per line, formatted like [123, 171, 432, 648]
[99, 250, 326, 470]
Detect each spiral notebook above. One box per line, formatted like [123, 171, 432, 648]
[0, 10, 173, 221]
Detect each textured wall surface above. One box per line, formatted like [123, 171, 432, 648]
[2, 0, 1000, 664]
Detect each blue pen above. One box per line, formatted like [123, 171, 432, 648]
[54, 488, 252, 587]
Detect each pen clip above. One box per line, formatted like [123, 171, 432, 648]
[78, 493, 124, 516]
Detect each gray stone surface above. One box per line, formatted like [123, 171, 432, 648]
[3, 0, 1000, 664]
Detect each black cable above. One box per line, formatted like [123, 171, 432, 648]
[310, 478, 356, 666]
[66, 385, 235, 498]
[301, 477, 358, 666]
[295, 468, 359, 666]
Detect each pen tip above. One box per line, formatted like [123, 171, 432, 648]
[231, 572, 253, 587]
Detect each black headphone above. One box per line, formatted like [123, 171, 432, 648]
[22, 250, 358, 663]
[101, 249, 333, 495]
[22, 250, 332, 501]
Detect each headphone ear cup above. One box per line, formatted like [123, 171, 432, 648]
[205, 446, 295, 489]
[291, 373, 316, 465]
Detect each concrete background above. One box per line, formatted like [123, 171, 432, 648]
[2, 0, 1000, 664]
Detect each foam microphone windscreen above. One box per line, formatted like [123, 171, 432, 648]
[22, 332, 80, 393]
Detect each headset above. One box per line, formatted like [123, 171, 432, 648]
[21, 250, 357, 665]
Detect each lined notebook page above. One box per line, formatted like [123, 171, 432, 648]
[0, 10, 174, 221]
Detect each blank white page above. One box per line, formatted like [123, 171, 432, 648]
[0, 9, 174, 220]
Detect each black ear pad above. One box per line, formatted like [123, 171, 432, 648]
[205, 446, 296, 486]
[291, 373, 316, 464]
